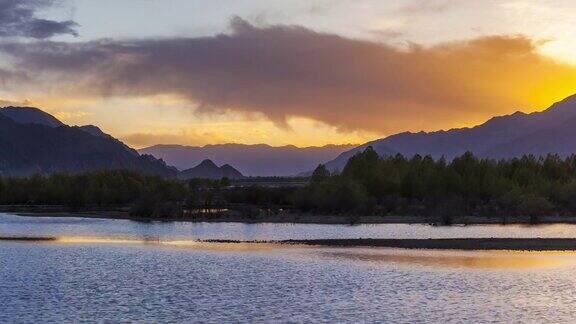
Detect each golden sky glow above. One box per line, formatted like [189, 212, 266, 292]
[2, 1, 576, 148]
[16, 95, 376, 148]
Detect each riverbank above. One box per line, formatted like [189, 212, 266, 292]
[202, 238, 576, 250]
[175, 213, 576, 225]
[5, 208, 576, 225]
[273, 238, 576, 251]
[0, 205, 130, 219]
[4, 236, 576, 251]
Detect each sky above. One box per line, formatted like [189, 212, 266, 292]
[1, 0, 576, 148]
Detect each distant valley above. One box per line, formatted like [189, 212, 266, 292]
[139, 143, 355, 176]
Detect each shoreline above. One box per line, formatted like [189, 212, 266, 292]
[4, 236, 576, 250]
[4, 209, 576, 225]
[273, 238, 576, 251]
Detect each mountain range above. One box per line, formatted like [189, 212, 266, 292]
[0, 106, 176, 177]
[323, 94, 576, 171]
[178, 159, 244, 180]
[5, 94, 576, 178]
[139, 143, 355, 176]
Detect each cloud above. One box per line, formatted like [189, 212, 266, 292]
[0, 98, 27, 106]
[1, 17, 576, 134]
[50, 109, 90, 121]
[396, 0, 457, 16]
[0, 0, 78, 39]
[0, 66, 27, 80]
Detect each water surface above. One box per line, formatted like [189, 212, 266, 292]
[4, 213, 576, 240]
[2, 213, 576, 323]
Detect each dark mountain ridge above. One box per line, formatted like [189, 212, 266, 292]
[324, 94, 576, 171]
[0, 106, 175, 177]
[0, 106, 64, 127]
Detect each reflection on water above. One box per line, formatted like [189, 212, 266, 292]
[5, 213, 576, 241]
[3, 241, 576, 323]
[318, 249, 572, 269]
[56, 236, 162, 245]
[2, 234, 575, 269]
[55, 236, 282, 251]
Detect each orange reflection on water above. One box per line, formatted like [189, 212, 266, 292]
[318, 249, 574, 269]
[7, 236, 576, 268]
[56, 236, 154, 245]
[54, 236, 281, 251]
[163, 240, 280, 251]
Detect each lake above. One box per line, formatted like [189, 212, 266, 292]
[2, 213, 576, 323]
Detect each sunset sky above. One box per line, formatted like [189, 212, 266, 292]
[1, 0, 576, 148]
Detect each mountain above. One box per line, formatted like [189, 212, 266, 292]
[323, 140, 397, 173]
[324, 94, 576, 171]
[0, 106, 176, 177]
[139, 143, 355, 176]
[0, 106, 64, 127]
[78, 125, 110, 138]
[220, 164, 244, 179]
[178, 159, 244, 180]
[79, 124, 139, 156]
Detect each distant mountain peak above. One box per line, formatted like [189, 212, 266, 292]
[78, 125, 108, 138]
[139, 143, 356, 176]
[556, 93, 576, 104]
[198, 159, 218, 167]
[178, 159, 244, 180]
[321, 93, 576, 168]
[511, 111, 526, 116]
[544, 94, 576, 114]
[0, 106, 64, 128]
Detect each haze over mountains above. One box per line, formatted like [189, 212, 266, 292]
[0, 107, 176, 177]
[324, 95, 576, 172]
[139, 144, 355, 176]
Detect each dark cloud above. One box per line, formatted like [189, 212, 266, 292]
[1, 17, 575, 133]
[0, 67, 28, 87]
[0, 0, 77, 39]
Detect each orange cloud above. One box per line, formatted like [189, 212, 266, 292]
[2, 18, 576, 135]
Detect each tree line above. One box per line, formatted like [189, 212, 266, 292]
[2, 148, 576, 220]
[295, 147, 576, 220]
[0, 170, 187, 217]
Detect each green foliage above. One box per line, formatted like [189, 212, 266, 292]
[4, 150, 576, 220]
[292, 148, 576, 217]
[0, 170, 187, 215]
[311, 164, 330, 183]
[292, 177, 372, 214]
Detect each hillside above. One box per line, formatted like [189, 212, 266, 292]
[0, 106, 64, 127]
[0, 106, 176, 177]
[324, 94, 576, 171]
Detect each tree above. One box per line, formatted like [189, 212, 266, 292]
[311, 164, 330, 183]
